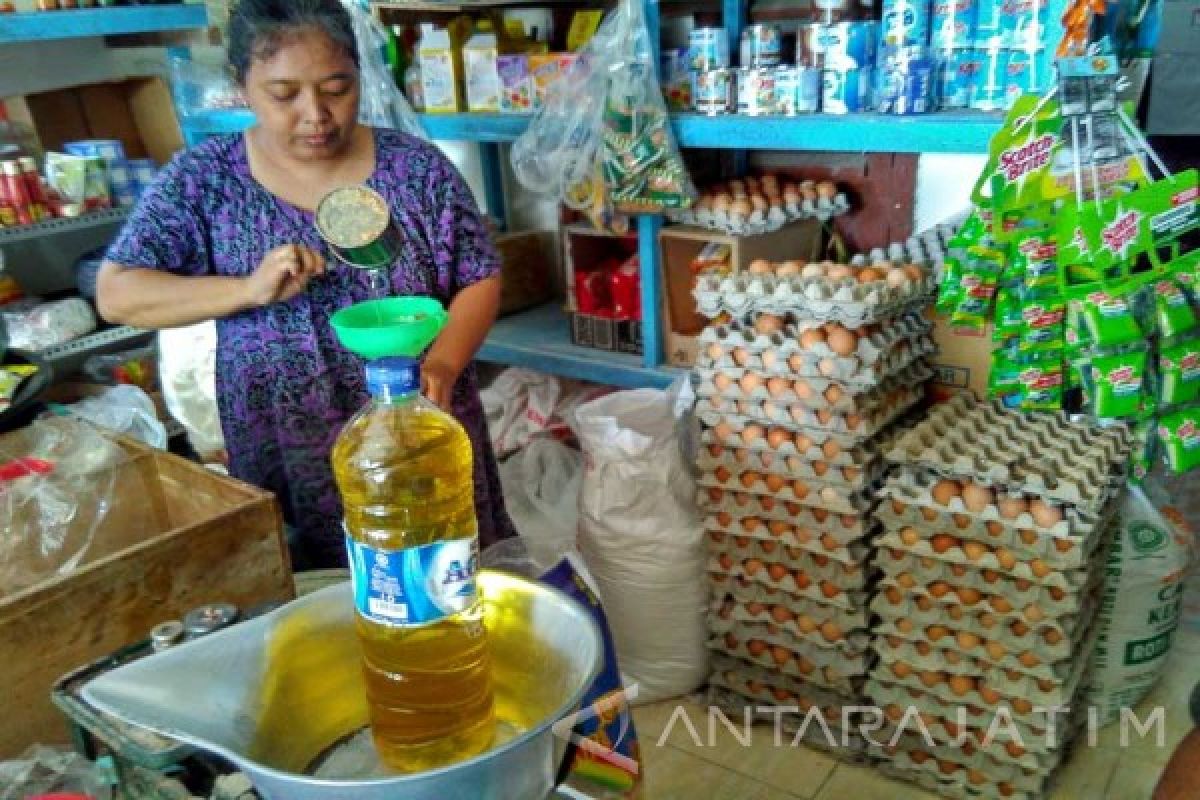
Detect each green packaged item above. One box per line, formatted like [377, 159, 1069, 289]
[1065, 298, 1093, 350]
[1158, 408, 1200, 473]
[1013, 232, 1058, 292]
[1172, 250, 1200, 304]
[993, 288, 1025, 345]
[936, 255, 964, 315]
[951, 248, 1004, 330]
[1018, 355, 1065, 411]
[1080, 290, 1143, 347]
[1154, 279, 1199, 338]
[1128, 414, 1157, 483]
[1019, 296, 1066, 355]
[1159, 339, 1200, 406]
[1090, 349, 1149, 418]
[989, 350, 1023, 400]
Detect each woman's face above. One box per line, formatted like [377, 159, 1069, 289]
[242, 27, 360, 161]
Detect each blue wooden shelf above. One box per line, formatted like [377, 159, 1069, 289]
[478, 303, 682, 389]
[0, 5, 208, 43]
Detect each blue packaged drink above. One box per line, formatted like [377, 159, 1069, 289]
[931, 0, 978, 49]
[798, 66, 822, 111]
[802, 21, 877, 68]
[822, 66, 871, 113]
[881, 0, 933, 46]
[877, 46, 935, 114]
[970, 45, 1008, 110]
[999, 0, 1046, 49]
[1003, 47, 1052, 107]
[937, 48, 982, 108]
[973, 0, 1004, 44]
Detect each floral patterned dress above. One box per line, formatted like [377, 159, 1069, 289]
[107, 128, 515, 568]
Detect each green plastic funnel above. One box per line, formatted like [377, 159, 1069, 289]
[330, 296, 448, 359]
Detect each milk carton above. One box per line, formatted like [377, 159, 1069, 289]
[464, 31, 502, 112]
[418, 26, 461, 113]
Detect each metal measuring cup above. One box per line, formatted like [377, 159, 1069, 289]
[314, 185, 403, 270]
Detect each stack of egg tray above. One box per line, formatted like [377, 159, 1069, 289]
[866, 393, 1133, 799]
[696, 266, 937, 762]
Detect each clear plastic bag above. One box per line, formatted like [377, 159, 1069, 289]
[168, 54, 248, 119]
[63, 385, 167, 450]
[341, 0, 426, 139]
[0, 744, 109, 800]
[2, 297, 97, 352]
[511, 0, 694, 226]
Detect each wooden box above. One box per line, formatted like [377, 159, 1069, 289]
[0, 423, 293, 758]
[659, 219, 824, 367]
[495, 230, 556, 317]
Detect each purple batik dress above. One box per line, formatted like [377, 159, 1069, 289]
[107, 129, 515, 568]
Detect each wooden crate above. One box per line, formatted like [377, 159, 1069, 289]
[495, 230, 557, 317]
[659, 219, 824, 367]
[0, 425, 293, 758]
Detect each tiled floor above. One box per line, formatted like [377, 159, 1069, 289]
[629, 627, 1200, 799]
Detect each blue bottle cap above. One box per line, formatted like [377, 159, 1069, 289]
[365, 356, 421, 397]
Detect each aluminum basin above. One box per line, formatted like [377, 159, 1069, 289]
[83, 570, 604, 800]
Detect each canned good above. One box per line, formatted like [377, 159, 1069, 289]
[931, 0, 978, 49]
[740, 24, 783, 68]
[822, 66, 872, 113]
[797, 67, 822, 111]
[799, 21, 878, 68]
[999, 0, 1046, 49]
[660, 47, 693, 110]
[1003, 47, 1051, 107]
[881, 0, 933, 47]
[182, 603, 240, 637]
[970, 45, 1008, 110]
[736, 68, 778, 115]
[936, 48, 983, 108]
[774, 66, 800, 115]
[688, 27, 731, 71]
[692, 68, 735, 114]
[876, 48, 935, 113]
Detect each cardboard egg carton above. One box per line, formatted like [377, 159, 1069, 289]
[697, 314, 933, 384]
[875, 487, 1115, 570]
[707, 632, 869, 695]
[707, 527, 870, 568]
[707, 543, 869, 589]
[878, 729, 1064, 784]
[876, 761, 1040, 800]
[698, 443, 883, 491]
[873, 564, 1095, 621]
[698, 382, 926, 441]
[873, 740, 1052, 798]
[694, 363, 933, 414]
[706, 514, 875, 555]
[708, 609, 873, 659]
[700, 490, 875, 538]
[698, 466, 874, 515]
[704, 684, 872, 764]
[708, 661, 862, 724]
[714, 572, 868, 613]
[873, 547, 1093, 595]
[693, 268, 936, 325]
[885, 394, 1133, 511]
[712, 594, 871, 642]
[699, 417, 884, 464]
[865, 678, 1062, 744]
[667, 191, 851, 233]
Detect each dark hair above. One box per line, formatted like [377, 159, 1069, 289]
[227, 0, 359, 84]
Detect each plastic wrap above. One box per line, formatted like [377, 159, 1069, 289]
[480, 367, 610, 457]
[63, 385, 167, 450]
[0, 745, 108, 800]
[0, 417, 128, 599]
[341, 0, 426, 139]
[168, 54, 248, 119]
[1, 297, 97, 352]
[158, 322, 224, 459]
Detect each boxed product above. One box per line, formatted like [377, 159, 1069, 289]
[463, 31, 502, 112]
[497, 55, 533, 113]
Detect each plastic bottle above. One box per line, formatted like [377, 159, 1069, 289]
[332, 356, 494, 773]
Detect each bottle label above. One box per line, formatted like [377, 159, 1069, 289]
[345, 534, 480, 627]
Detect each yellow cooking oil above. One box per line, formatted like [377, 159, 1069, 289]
[332, 356, 494, 773]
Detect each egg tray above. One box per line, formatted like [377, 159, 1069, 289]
[713, 572, 869, 615]
[704, 685, 873, 764]
[699, 418, 884, 466]
[884, 394, 1134, 511]
[698, 467, 875, 515]
[872, 544, 1093, 595]
[866, 678, 1062, 745]
[693, 268, 936, 326]
[875, 760, 1042, 800]
[711, 594, 871, 644]
[877, 728, 1066, 787]
[707, 664, 863, 727]
[695, 362, 934, 415]
[874, 485, 1117, 570]
[708, 528, 870, 570]
[706, 514, 875, 555]
[698, 382, 927, 442]
[697, 314, 933, 382]
[698, 444, 884, 491]
[700, 491, 875, 538]
[706, 544, 869, 590]
[707, 633, 869, 695]
[666, 191, 851, 233]
[708, 611, 873, 662]
[873, 740, 1053, 798]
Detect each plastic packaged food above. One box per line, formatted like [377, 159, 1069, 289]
[1088, 348, 1149, 418]
[1159, 408, 1200, 474]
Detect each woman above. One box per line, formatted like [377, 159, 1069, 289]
[97, 0, 515, 569]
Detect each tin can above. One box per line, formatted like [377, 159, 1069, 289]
[822, 66, 871, 113]
[316, 185, 402, 270]
[774, 66, 800, 115]
[877, 47, 935, 113]
[660, 47, 693, 110]
[999, 0, 1047, 49]
[799, 21, 877, 69]
[936, 47, 983, 108]
[797, 67, 822, 111]
[1003, 47, 1051, 107]
[688, 27, 731, 71]
[739, 24, 783, 67]
[970, 45, 1008, 110]
[692, 68, 735, 114]
[881, 0, 933, 47]
[930, 0, 978, 49]
[182, 603, 239, 637]
[736, 68, 778, 115]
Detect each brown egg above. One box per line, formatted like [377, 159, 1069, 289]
[824, 384, 845, 406]
[765, 474, 787, 492]
[931, 534, 958, 553]
[822, 439, 841, 459]
[1024, 604, 1045, 623]
[921, 507, 939, 522]
[754, 314, 785, 336]
[767, 563, 789, 582]
[929, 580, 951, 598]
[818, 358, 839, 377]
[963, 541, 988, 562]
[827, 264, 855, 282]
[995, 548, 1017, 570]
[1012, 699, 1033, 715]
[1044, 628, 1063, 645]
[958, 587, 982, 605]
[825, 325, 858, 357]
[949, 675, 975, 697]
[777, 259, 803, 277]
[793, 379, 814, 400]
[990, 596, 1013, 613]
[916, 596, 934, 611]
[729, 199, 753, 218]
[792, 479, 809, 499]
[741, 471, 762, 490]
[857, 267, 885, 284]
[901, 527, 921, 546]
[985, 520, 1005, 537]
[986, 641, 1007, 662]
[800, 328, 827, 350]
[1049, 586, 1066, 602]
[903, 264, 925, 282]
[793, 571, 812, 589]
[812, 461, 829, 478]
[978, 685, 1002, 705]
[961, 482, 995, 513]
[741, 424, 765, 444]
[896, 573, 916, 588]
[1030, 559, 1051, 578]
[997, 494, 1028, 520]
[931, 479, 963, 506]
[747, 258, 773, 275]
[919, 670, 943, 688]
[714, 421, 734, 441]
[1010, 620, 1030, 637]
[956, 631, 981, 650]
[717, 553, 734, 570]
[948, 606, 965, 621]
[820, 621, 842, 642]
[716, 511, 733, 527]
[1030, 498, 1064, 528]
[732, 347, 751, 367]
[820, 580, 840, 599]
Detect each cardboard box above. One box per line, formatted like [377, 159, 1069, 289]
[569, 312, 643, 355]
[8, 77, 184, 165]
[928, 310, 994, 401]
[495, 230, 555, 316]
[562, 225, 643, 355]
[0, 423, 292, 757]
[463, 32, 502, 112]
[659, 220, 825, 367]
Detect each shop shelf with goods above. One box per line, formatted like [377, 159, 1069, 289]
[0, 4, 209, 44]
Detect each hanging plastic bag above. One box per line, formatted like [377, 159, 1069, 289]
[340, 0, 426, 139]
[511, 0, 694, 225]
[480, 367, 610, 457]
[575, 378, 707, 704]
[61, 385, 167, 450]
[158, 322, 224, 460]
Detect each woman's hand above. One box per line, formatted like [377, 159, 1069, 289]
[242, 244, 326, 308]
[421, 358, 459, 410]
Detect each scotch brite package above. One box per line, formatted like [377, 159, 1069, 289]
[1065, 297, 1093, 350]
[540, 557, 642, 795]
[1160, 339, 1200, 406]
[950, 247, 1004, 329]
[989, 350, 1023, 403]
[1018, 294, 1066, 355]
[1018, 353, 1065, 411]
[1080, 289, 1143, 348]
[992, 287, 1024, 346]
[1159, 407, 1200, 473]
[1090, 349, 1149, 418]
[936, 254, 964, 315]
[1172, 250, 1200, 303]
[1128, 414, 1158, 483]
[1014, 230, 1059, 292]
[1155, 279, 1199, 339]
